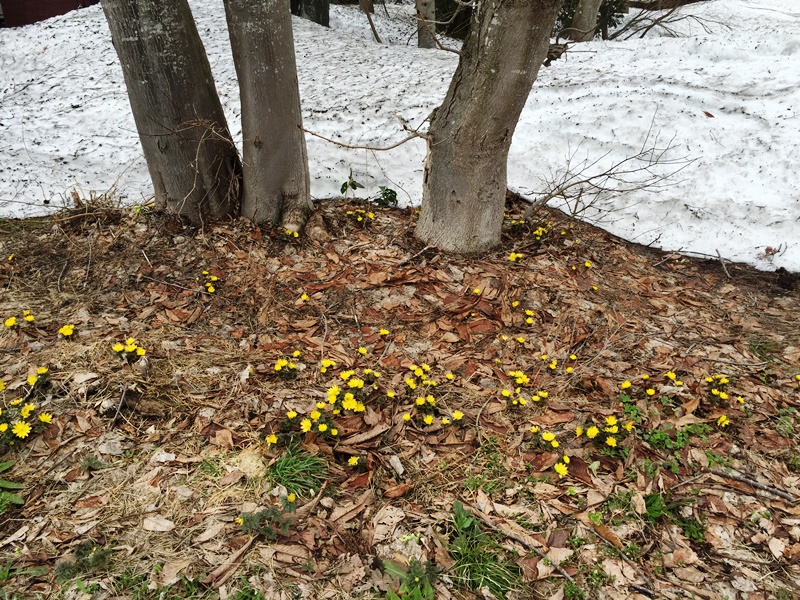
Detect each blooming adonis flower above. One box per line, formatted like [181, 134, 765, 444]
[665, 371, 677, 380]
[473, 288, 481, 295]
[584, 261, 592, 268]
[562, 455, 570, 464]
[300, 293, 308, 301]
[551, 440, 559, 448]
[379, 328, 390, 336]
[4, 316, 17, 328]
[511, 301, 520, 308]
[330, 428, 338, 436]
[310, 410, 321, 421]
[621, 381, 632, 389]
[348, 456, 360, 467]
[59, 324, 75, 337]
[530, 425, 540, 433]
[266, 434, 278, 446]
[569, 353, 577, 360]
[403, 413, 411, 422]
[235, 517, 244, 526]
[508, 252, 523, 262]
[566, 367, 574, 374]
[586, 426, 599, 439]
[452, 410, 464, 421]
[300, 418, 312, 433]
[136, 347, 146, 356]
[606, 437, 617, 447]
[23, 310, 34, 323]
[20, 403, 35, 419]
[286, 493, 296, 503]
[357, 346, 367, 355]
[12, 421, 31, 439]
[387, 391, 396, 399]
[27, 375, 38, 386]
[541, 431, 555, 442]
[415, 397, 426, 406]
[318, 423, 328, 433]
[423, 415, 434, 426]
[112, 343, 124, 353]
[0, 424, 6, 433]
[717, 415, 730, 427]
[646, 388, 656, 396]
[641, 374, 650, 380]
[606, 416, 618, 426]
[441, 418, 450, 425]
[575, 426, 583, 437]
[286, 411, 297, 419]
[554, 463, 568, 478]
[624, 421, 634, 432]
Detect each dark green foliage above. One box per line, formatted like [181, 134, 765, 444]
[375, 186, 398, 208]
[240, 499, 296, 541]
[55, 540, 113, 583]
[384, 559, 438, 600]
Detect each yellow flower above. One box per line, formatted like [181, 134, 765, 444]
[300, 418, 312, 432]
[441, 418, 450, 425]
[286, 410, 297, 420]
[58, 324, 75, 337]
[27, 375, 38, 386]
[387, 391, 396, 399]
[501, 389, 511, 398]
[511, 301, 520, 308]
[20, 403, 35, 419]
[586, 426, 599, 439]
[330, 429, 338, 436]
[452, 410, 464, 421]
[508, 252, 523, 262]
[646, 388, 655, 396]
[473, 288, 481, 295]
[665, 371, 677, 380]
[584, 261, 592, 268]
[379, 328, 390, 336]
[300, 293, 308, 301]
[445, 372, 455, 381]
[266, 434, 278, 445]
[112, 343, 124, 353]
[621, 381, 632, 389]
[539, 391, 549, 399]
[540, 354, 548, 361]
[641, 374, 650, 380]
[530, 425, 540, 433]
[0, 381, 4, 392]
[606, 416, 618, 426]
[286, 493, 296, 503]
[606, 436, 617, 447]
[737, 396, 745, 404]
[136, 347, 146, 356]
[403, 413, 411, 422]
[0, 424, 6, 433]
[562, 455, 570, 464]
[516, 337, 525, 344]
[126, 337, 136, 346]
[357, 346, 367, 355]
[235, 517, 244, 526]
[405, 378, 416, 390]
[415, 397, 426, 406]
[23, 312, 34, 323]
[565, 367, 574, 374]
[575, 426, 583, 437]
[348, 456, 360, 467]
[423, 415, 434, 426]
[541, 431, 555, 442]
[310, 410, 321, 421]
[717, 415, 730, 428]
[604, 425, 619, 434]
[624, 421, 634, 432]
[10, 398, 22, 406]
[4, 316, 17, 328]
[124, 344, 137, 353]
[554, 463, 568, 478]
[426, 395, 436, 406]
[551, 440, 559, 448]
[12, 421, 31, 439]
[570, 354, 577, 361]
[318, 423, 328, 433]
[719, 392, 729, 401]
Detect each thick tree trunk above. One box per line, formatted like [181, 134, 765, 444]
[568, 0, 603, 41]
[100, 0, 241, 225]
[415, 0, 561, 254]
[416, 0, 436, 48]
[224, 0, 312, 230]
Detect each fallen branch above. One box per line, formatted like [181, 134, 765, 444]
[706, 468, 796, 503]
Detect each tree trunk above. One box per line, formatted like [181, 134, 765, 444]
[568, 0, 603, 41]
[415, 0, 561, 254]
[223, 0, 312, 231]
[291, 0, 329, 27]
[100, 0, 241, 225]
[416, 0, 436, 48]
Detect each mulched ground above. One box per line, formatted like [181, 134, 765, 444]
[0, 196, 798, 599]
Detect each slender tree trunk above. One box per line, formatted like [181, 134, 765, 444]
[415, 0, 561, 254]
[568, 0, 603, 41]
[416, 0, 436, 48]
[223, 0, 312, 231]
[100, 0, 241, 225]
[291, 0, 329, 26]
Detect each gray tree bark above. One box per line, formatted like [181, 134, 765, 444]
[415, 0, 561, 254]
[100, 0, 241, 225]
[568, 0, 603, 41]
[416, 0, 436, 48]
[223, 0, 312, 231]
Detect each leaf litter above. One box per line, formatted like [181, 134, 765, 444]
[0, 196, 799, 598]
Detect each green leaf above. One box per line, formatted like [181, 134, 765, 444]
[352, 180, 365, 189]
[340, 182, 349, 194]
[383, 560, 407, 581]
[0, 480, 23, 490]
[0, 492, 24, 505]
[0, 461, 15, 474]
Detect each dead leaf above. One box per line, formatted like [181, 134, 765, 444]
[158, 558, 193, 586]
[142, 515, 175, 532]
[768, 537, 786, 559]
[371, 505, 405, 545]
[594, 524, 623, 549]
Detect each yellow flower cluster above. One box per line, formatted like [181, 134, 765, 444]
[58, 324, 75, 337]
[554, 455, 570, 478]
[112, 337, 147, 363]
[346, 209, 375, 226]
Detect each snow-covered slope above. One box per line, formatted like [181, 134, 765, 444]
[0, 0, 798, 271]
